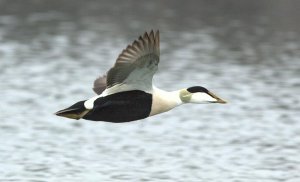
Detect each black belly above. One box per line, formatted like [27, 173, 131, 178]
[83, 90, 152, 123]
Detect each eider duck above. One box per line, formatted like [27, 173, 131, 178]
[55, 30, 227, 123]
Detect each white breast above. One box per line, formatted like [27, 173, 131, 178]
[149, 87, 183, 116]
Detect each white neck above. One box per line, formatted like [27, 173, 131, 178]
[149, 87, 183, 116]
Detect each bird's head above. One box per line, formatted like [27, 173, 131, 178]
[180, 86, 227, 104]
[55, 100, 90, 120]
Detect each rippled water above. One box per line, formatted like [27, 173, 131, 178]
[1, 1, 300, 181]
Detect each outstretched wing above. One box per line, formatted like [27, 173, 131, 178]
[93, 30, 160, 95]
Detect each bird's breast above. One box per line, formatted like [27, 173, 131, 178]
[149, 90, 180, 116]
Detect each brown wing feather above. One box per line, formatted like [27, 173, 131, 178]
[106, 30, 159, 87]
[92, 30, 160, 94]
[93, 75, 107, 94]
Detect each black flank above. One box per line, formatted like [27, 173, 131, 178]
[83, 90, 152, 123]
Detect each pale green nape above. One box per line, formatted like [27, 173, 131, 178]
[179, 89, 192, 103]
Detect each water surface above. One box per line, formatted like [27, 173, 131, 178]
[1, 1, 300, 181]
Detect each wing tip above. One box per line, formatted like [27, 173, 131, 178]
[116, 29, 160, 63]
[107, 30, 160, 88]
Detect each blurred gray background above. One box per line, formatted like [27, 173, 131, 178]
[0, 0, 300, 181]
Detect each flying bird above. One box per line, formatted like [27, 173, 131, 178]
[55, 30, 227, 123]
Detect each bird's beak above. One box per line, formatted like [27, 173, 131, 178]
[55, 107, 89, 120]
[208, 91, 227, 104]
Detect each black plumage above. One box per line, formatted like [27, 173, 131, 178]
[83, 90, 152, 122]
